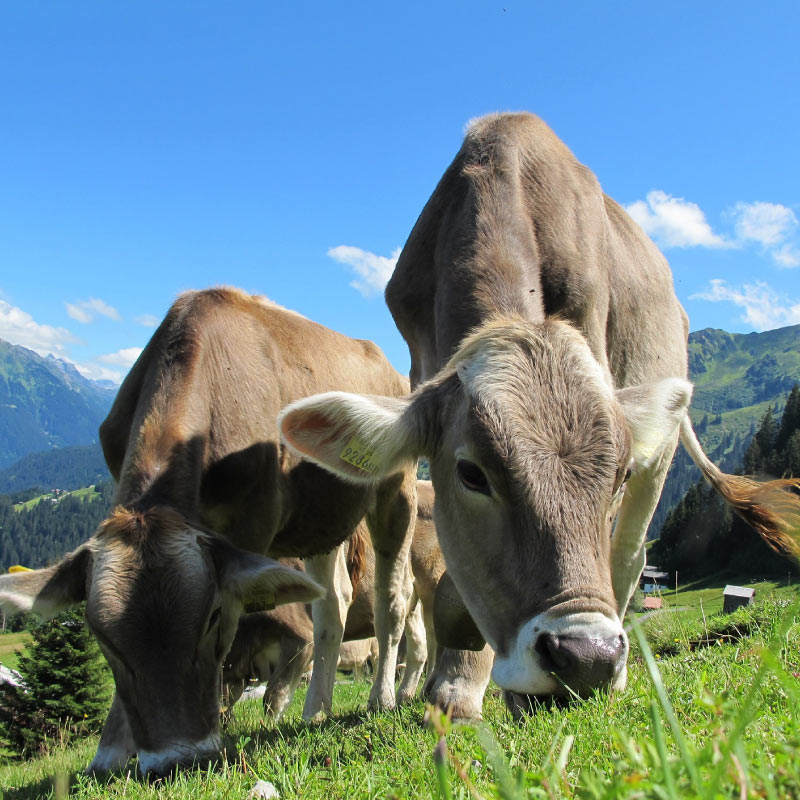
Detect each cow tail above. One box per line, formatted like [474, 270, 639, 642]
[680, 416, 800, 557]
[346, 526, 368, 600]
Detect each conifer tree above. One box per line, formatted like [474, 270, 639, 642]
[0, 606, 111, 756]
[776, 384, 800, 455]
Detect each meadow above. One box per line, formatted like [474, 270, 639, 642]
[1, 580, 798, 800]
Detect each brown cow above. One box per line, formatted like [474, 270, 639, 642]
[0, 288, 417, 774]
[223, 482, 441, 716]
[278, 113, 800, 718]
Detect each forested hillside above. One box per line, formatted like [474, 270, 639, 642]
[0, 339, 116, 468]
[651, 384, 800, 577]
[0, 444, 110, 495]
[0, 482, 113, 570]
[651, 323, 800, 536]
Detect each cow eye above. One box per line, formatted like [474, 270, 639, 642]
[456, 460, 491, 496]
[614, 465, 633, 493]
[206, 606, 222, 635]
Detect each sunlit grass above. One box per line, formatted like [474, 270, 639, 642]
[1, 597, 798, 799]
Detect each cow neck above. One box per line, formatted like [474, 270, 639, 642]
[434, 158, 546, 364]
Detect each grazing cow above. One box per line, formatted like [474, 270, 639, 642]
[0, 288, 417, 775]
[223, 483, 441, 716]
[337, 638, 379, 680]
[278, 113, 800, 718]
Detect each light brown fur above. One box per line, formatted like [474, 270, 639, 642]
[0, 287, 417, 774]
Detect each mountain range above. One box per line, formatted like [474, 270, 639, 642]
[649, 323, 800, 535]
[1, 324, 798, 538]
[0, 339, 116, 469]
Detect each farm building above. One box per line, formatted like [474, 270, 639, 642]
[640, 567, 670, 591]
[723, 585, 755, 614]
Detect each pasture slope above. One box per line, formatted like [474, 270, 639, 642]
[1, 589, 798, 799]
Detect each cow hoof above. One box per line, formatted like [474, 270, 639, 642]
[395, 688, 417, 705]
[367, 689, 396, 711]
[424, 681, 483, 722]
[303, 709, 328, 724]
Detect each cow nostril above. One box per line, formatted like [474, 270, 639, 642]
[535, 632, 571, 672]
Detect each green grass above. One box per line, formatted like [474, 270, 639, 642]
[0, 633, 30, 672]
[2, 594, 799, 799]
[657, 572, 798, 615]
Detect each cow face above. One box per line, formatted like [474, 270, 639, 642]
[0, 506, 321, 776]
[279, 318, 690, 707]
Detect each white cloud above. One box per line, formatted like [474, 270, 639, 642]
[691, 279, 800, 331]
[97, 347, 143, 367]
[773, 244, 800, 268]
[625, 190, 731, 249]
[730, 201, 797, 247]
[627, 193, 800, 268]
[729, 202, 799, 267]
[135, 314, 160, 328]
[327, 245, 401, 297]
[65, 303, 93, 323]
[70, 360, 124, 383]
[0, 299, 80, 356]
[66, 297, 121, 323]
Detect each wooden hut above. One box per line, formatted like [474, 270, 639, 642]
[723, 585, 755, 614]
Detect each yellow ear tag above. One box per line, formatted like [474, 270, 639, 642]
[244, 592, 276, 613]
[340, 436, 381, 474]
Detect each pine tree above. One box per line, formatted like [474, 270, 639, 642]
[0, 606, 111, 756]
[784, 431, 800, 477]
[754, 407, 777, 456]
[776, 384, 800, 455]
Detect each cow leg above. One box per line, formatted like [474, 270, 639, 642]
[365, 470, 417, 710]
[302, 544, 352, 721]
[417, 584, 438, 675]
[263, 635, 313, 719]
[423, 645, 494, 721]
[611, 441, 677, 619]
[222, 676, 247, 712]
[397, 587, 427, 703]
[87, 693, 135, 775]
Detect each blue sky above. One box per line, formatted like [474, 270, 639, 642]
[1, 1, 798, 382]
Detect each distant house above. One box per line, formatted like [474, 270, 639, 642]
[723, 585, 755, 614]
[640, 567, 670, 590]
[642, 597, 663, 611]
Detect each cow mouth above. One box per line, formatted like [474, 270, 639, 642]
[137, 736, 222, 779]
[502, 689, 578, 719]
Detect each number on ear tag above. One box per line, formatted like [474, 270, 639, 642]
[340, 436, 381, 474]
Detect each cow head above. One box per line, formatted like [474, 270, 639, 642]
[279, 317, 690, 709]
[0, 506, 322, 776]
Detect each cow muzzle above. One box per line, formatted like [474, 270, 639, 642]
[137, 734, 222, 778]
[535, 630, 625, 694]
[492, 611, 628, 712]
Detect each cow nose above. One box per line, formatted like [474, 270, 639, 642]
[535, 632, 625, 696]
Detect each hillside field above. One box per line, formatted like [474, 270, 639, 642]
[0, 632, 29, 673]
[1, 586, 799, 799]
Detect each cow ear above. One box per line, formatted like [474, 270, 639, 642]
[211, 540, 323, 608]
[617, 378, 692, 471]
[279, 391, 420, 482]
[0, 544, 92, 619]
